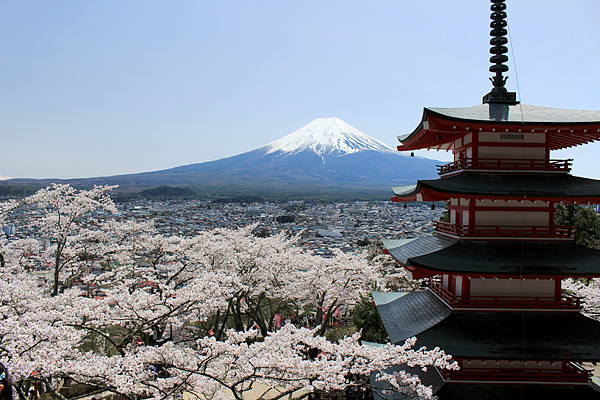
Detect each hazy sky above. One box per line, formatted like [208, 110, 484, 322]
[1, 1, 599, 180]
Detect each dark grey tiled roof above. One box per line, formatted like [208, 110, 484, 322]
[376, 290, 451, 344]
[389, 185, 417, 197]
[372, 291, 409, 306]
[411, 312, 600, 361]
[427, 104, 600, 124]
[436, 383, 600, 400]
[385, 235, 457, 265]
[387, 238, 600, 276]
[380, 238, 416, 251]
[391, 173, 600, 199]
[374, 377, 600, 400]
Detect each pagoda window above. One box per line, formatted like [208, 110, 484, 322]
[454, 137, 462, 150]
[442, 274, 449, 290]
[450, 208, 457, 224]
[455, 276, 463, 297]
[461, 210, 469, 226]
[463, 133, 472, 145]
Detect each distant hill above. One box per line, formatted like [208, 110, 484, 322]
[3, 117, 442, 200]
[138, 186, 197, 198]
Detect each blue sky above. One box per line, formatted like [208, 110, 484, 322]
[1, 1, 599, 179]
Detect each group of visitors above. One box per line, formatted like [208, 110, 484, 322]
[0, 363, 12, 400]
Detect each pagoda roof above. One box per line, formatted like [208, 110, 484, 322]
[434, 383, 600, 400]
[383, 236, 600, 277]
[373, 378, 600, 400]
[372, 290, 451, 340]
[391, 173, 600, 203]
[414, 312, 600, 361]
[398, 104, 600, 151]
[427, 104, 600, 125]
[377, 293, 600, 361]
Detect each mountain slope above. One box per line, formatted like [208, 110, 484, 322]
[4, 117, 442, 199]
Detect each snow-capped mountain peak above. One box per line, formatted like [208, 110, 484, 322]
[264, 117, 397, 156]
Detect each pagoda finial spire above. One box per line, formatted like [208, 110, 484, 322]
[483, 0, 519, 105]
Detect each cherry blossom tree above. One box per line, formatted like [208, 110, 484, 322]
[291, 249, 380, 336]
[0, 185, 459, 400]
[0, 266, 85, 400]
[185, 226, 307, 337]
[24, 184, 118, 296]
[59, 325, 455, 400]
[0, 199, 19, 269]
[563, 278, 600, 318]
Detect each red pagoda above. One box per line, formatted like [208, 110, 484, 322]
[374, 1, 600, 398]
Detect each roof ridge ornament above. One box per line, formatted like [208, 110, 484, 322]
[482, 0, 519, 105]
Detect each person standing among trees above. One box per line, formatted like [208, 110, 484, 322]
[0, 363, 13, 400]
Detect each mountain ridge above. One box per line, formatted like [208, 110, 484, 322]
[2, 117, 442, 199]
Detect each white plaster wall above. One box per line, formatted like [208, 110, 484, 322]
[479, 131, 546, 143]
[469, 278, 555, 297]
[455, 276, 463, 297]
[474, 211, 549, 226]
[477, 146, 546, 160]
[455, 138, 462, 149]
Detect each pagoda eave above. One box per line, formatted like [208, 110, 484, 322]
[373, 369, 600, 400]
[434, 383, 600, 400]
[390, 257, 600, 280]
[414, 312, 600, 362]
[391, 173, 600, 204]
[391, 187, 449, 203]
[403, 265, 438, 280]
[383, 237, 600, 277]
[376, 293, 600, 362]
[398, 106, 600, 152]
[392, 191, 600, 205]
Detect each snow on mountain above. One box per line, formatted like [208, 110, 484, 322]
[264, 117, 397, 156]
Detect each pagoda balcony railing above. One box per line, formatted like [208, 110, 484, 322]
[435, 221, 575, 240]
[441, 363, 591, 383]
[429, 280, 581, 310]
[437, 158, 572, 175]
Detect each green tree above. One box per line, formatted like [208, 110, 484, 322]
[352, 294, 388, 343]
[555, 204, 600, 249]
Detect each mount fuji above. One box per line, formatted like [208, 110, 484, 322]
[264, 117, 397, 156]
[5, 118, 441, 199]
